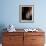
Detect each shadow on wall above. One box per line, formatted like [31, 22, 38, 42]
[0, 24, 7, 43]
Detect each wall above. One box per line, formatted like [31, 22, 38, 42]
[0, 0, 46, 29]
[0, 0, 46, 44]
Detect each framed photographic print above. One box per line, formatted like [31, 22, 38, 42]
[19, 5, 34, 23]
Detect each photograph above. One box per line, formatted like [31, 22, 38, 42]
[19, 5, 34, 22]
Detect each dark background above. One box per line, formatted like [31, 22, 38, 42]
[22, 7, 32, 20]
